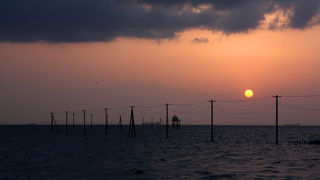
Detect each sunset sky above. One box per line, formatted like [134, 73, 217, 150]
[1, 0, 320, 125]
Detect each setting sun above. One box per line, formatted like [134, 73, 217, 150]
[245, 89, 254, 98]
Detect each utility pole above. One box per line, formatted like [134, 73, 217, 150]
[209, 99, 215, 142]
[72, 112, 75, 132]
[142, 117, 144, 129]
[273, 95, 281, 145]
[151, 117, 154, 129]
[128, 106, 136, 137]
[165, 103, 170, 139]
[50, 112, 54, 133]
[65, 111, 68, 134]
[119, 115, 122, 130]
[52, 113, 59, 132]
[90, 113, 93, 129]
[105, 108, 108, 136]
[82, 110, 86, 134]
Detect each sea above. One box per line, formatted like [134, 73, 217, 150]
[1, 125, 320, 179]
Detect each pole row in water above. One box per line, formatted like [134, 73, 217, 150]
[50, 96, 282, 145]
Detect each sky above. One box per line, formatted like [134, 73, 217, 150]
[1, 0, 320, 125]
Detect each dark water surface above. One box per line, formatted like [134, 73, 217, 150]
[1, 125, 320, 179]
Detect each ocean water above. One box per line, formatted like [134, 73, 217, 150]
[1, 125, 320, 179]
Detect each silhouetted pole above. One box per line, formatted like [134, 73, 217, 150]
[50, 112, 54, 133]
[105, 108, 108, 136]
[209, 99, 215, 142]
[90, 113, 93, 129]
[65, 111, 68, 134]
[128, 106, 136, 137]
[151, 117, 154, 129]
[273, 95, 281, 145]
[165, 103, 170, 139]
[52, 114, 59, 132]
[119, 115, 122, 130]
[72, 112, 75, 132]
[172, 115, 174, 129]
[133, 107, 136, 136]
[142, 117, 144, 129]
[82, 110, 86, 134]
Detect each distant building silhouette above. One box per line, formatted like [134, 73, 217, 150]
[171, 115, 181, 129]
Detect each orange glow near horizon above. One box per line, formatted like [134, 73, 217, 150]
[1, 26, 320, 125]
[1, 26, 320, 97]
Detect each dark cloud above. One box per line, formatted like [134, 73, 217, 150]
[290, 0, 320, 28]
[192, 37, 209, 44]
[0, 0, 319, 42]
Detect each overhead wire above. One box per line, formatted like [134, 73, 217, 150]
[215, 96, 273, 103]
[214, 106, 275, 115]
[169, 107, 210, 114]
[135, 109, 164, 115]
[215, 112, 274, 120]
[108, 106, 130, 110]
[280, 105, 320, 111]
[282, 94, 320, 98]
[49, 93, 320, 124]
[279, 113, 320, 118]
[171, 100, 208, 106]
[135, 104, 163, 109]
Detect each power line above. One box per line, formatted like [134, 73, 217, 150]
[171, 101, 208, 106]
[108, 106, 129, 110]
[49, 97, 272, 114]
[282, 94, 320, 98]
[135, 104, 163, 109]
[279, 113, 320, 118]
[135, 109, 164, 115]
[50, 94, 320, 116]
[214, 106, 275, 115]
[180, 116, 211, 123]
[169, 107, 210, 114]
[280, 105, 320, 111]
[86, 108, 104, 112]
[215, 112, 274, 120]
[215, 96, 272, 103]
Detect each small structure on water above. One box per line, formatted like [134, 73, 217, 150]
[171, 115, 181, 129]
[283, 123, 300, 126]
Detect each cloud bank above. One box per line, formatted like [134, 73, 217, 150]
[0, 0, 319, 42]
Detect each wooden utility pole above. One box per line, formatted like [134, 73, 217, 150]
[128, 106, 136, 137]
[142, 117, 144, 129]
[165, 103, 170, 139]
[53, 114, 59, 132]
[119, 115, 122, 130]
[65, 111, 68, 134]
[209, 99, 215, 142]
[105, 108, 108, 136]
[72, 112, 75, 132]
[50, 112, 59, 133]
[90, 113, 93, 129]
[50, 112, 54, 133]
[273, 95, 281, 145]
[82, 110, 86, 134]
[151, 117, 154, 129]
